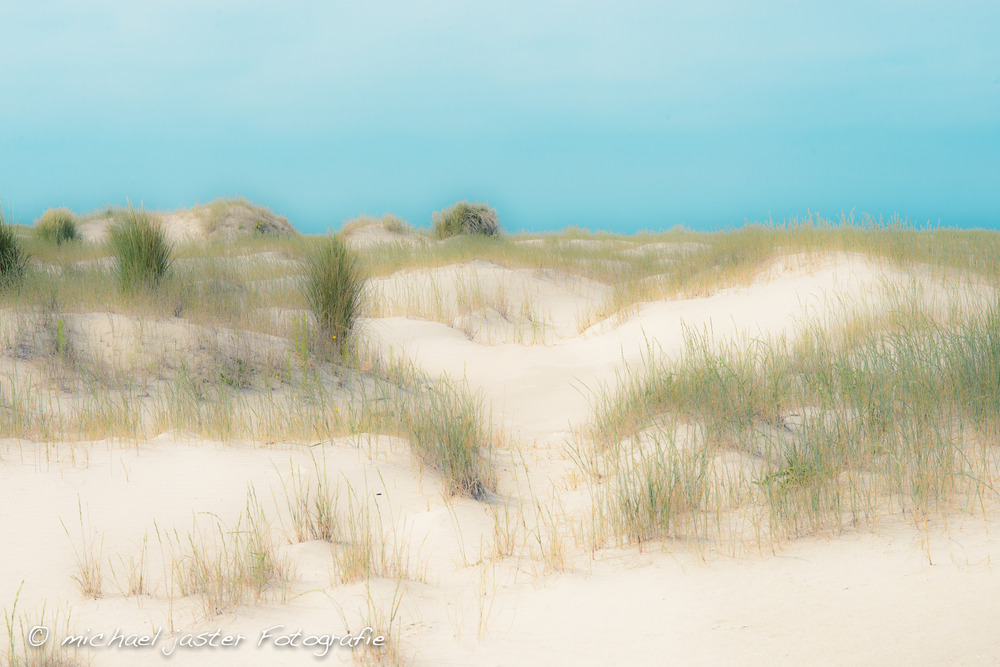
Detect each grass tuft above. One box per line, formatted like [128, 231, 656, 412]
[303, 234, 366, 356]
[3, 584, 82, 667]
[107, 203, 172, 292]
[399, 378, 496, 499]
[605, 439, 713, 546]
[0, 207, 28, 292]
[167, 487, 290, 616]
[432, 201, 500, 239]
[33, 209, 81, 246]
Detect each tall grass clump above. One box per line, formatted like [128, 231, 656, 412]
[590, 332, 792, 451]
[433, 201, 501, 239]
[399, 379, 496, 499]
[0, 208, 28, 292]
[603, 438, 715, 547]
[33, 208, 81, 245]
[304, 234, 366, 356]
[107, 203, 172, 292]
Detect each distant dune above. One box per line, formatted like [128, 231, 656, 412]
[74, 197, 298, 245]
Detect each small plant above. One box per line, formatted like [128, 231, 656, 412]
[55, 319, 68, 359]
[350, 581, 404, 666]
[303, 234, 366, 356]
[107, 203, 172, 292]
[605, 439, 713, 546]
[60, 499, 103, 600]
[334, 483, 412, 584]
[33, 208, 81, 245]
[280, 455, 339, 543]
[3, 583, 82, 667]
[381, 214, 408, 234]
[217, 356, 253, 389]
[168, 487, 290, 616]
[432, 201, 501, 239]
[109, 533, 148, 597]
[279, 459, 413, 582]
[399, 378, 496, 499]
[0, 207, 28, 291]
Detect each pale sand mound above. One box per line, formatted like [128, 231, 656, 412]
[0, 435, 493, 666]
[429, 520, 1000, 665]
[343, 222, 430, 249]
[190, 198, 297, 239]
[512, 238, 708, 257]
[514, 238, 621, 251]
[370, 260, 610, 344]
[74, 199, 297, 245]
[76, 215, 114, 243]
[76, 211, 202, 245]
[618, 240, 709, 257]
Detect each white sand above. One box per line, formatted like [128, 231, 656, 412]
[2, 249, 999, 665]
[370, 260, 610, 344]
[77, 211, 204, 245]
[343, 223, 430, 250]
[365, 253, 920, 443]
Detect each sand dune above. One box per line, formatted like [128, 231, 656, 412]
[2, 238, 999, 666]
[365, 253, 928, 443]
[370, 260, 610, 344]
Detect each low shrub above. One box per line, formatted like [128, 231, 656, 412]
[399, 379, 496, 499]
[433, 201, 501, 239]
[34, 208, 81, 245]
[303, 234, 366, 355]
[107, 203, 172, 292]
[0, 207, 28, 291]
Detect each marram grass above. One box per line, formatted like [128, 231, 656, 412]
[107, 203, 172, 292]
[432, 201, 501, 239]
[586, 293, 1000, 550]
[33, 208, 81, 246]
[303, 233, 366, 356]
[0, 207, 28, 292]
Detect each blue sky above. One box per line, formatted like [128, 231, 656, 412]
[1, 1, 998, 233]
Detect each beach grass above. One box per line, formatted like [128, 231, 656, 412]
[107, 203, 172, 293]
[303, 233, 366, 357]
[0, 208, 28, 292]
[585, 287, 1000, 550]
[33, 209, 81, 246]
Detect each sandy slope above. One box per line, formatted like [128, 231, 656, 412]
[78, 211, 204, 245]
[370, 260, 609, 344]
[364, 253, 916, 443]
[431, 521, 1000, 666]
[2, 250, 999, 665]
[343, 224, 430, 250]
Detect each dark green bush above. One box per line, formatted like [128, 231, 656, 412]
[34, 208, 81, 245]
[432, 201, 501, 239]
[303, 234, 366, 356]
[107, 203, 172, 292]
[0, 208, 28, 291]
